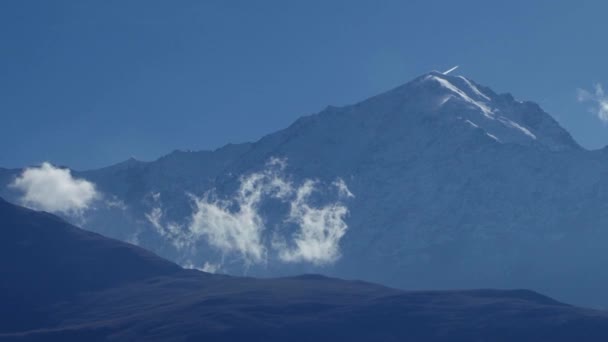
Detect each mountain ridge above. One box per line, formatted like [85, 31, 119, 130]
[87, 72, 587, 171]
[3, 72, 608, 308]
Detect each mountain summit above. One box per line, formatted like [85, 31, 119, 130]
[370, 71, 580, 151]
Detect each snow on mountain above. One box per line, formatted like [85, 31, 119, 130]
[2, 72, 607, 308]
[394, 71, 578, 150]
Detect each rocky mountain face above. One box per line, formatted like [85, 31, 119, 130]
[4, 72, 608, 307]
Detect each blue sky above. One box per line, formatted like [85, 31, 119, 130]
[1, 0, 607, 169]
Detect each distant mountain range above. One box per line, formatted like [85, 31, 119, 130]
[3, 197, 608, 341]
[3, 71, 608, 308]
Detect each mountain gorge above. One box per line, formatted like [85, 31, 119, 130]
[4, 71, 608, 308]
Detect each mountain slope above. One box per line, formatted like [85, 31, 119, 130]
[2, 198, 608, 341]
[0, 197, 181, 332]
[3, 72, 608, 308]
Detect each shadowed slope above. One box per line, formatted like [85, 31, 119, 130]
[0, 197, 181, 332]
[2, 198, 608, 341]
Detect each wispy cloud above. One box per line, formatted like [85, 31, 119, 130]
[146, 158, 353, 267]
[577, 83, 608, 122]
[10, 162, 98, 215]
[201, 262, 221, 273]
[183, 261, 221, 274]
[276, 180, 350, 265]
[145, 193, 189, 250]
[145, 160, 287, 265]
[189, 191, 268, 265]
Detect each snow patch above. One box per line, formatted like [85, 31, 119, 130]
[465, 119, 479, 128]
[429, 75, 494, 118]
[458, 76, 491, 101]
[486, 133, 500, 142]
[428, 74, 538, 143]
[497, 117, 537, 139]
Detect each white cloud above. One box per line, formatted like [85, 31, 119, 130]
[189, 193, 267, 265]
[187, 160, 291, 265]
[148, 159, 353, 267]
[144, 193, 189, 250]
[578, 83, 608, 122]
[10, 162, 98, 215]
[188, 160, 354, 266]
[277, 180, 350, 265]
[105, 197, 127, 211]
[183, 261, 221, 274]
[333, 178, 355, 199]
[146, 206, 164, 231]
[126, 231, 141, 246]
[201, 262, 221, 273]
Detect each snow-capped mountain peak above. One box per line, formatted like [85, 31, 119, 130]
[397, 71, 579, 151]
[426, 73, 496, 118]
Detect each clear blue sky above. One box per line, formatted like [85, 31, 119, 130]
[2, 0, 607, 169]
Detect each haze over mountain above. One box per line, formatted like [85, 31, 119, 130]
[4, 71, 608, 308]
[3, 197, 608, 341]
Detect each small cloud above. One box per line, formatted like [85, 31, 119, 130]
[201, 262, 221, 273]
[277, 180, 350, 265]
[333, 178, 355, 198]
[144, 193, 189, 250]
[183, 261, 221, 273]
[146, 206, 164, 231]
[189, 193, 267, 265]
[577, 83, 608, 122]
[9, 162, 98, 215]
[126, 232, 141, 246]
[105, 196, 127, 210]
